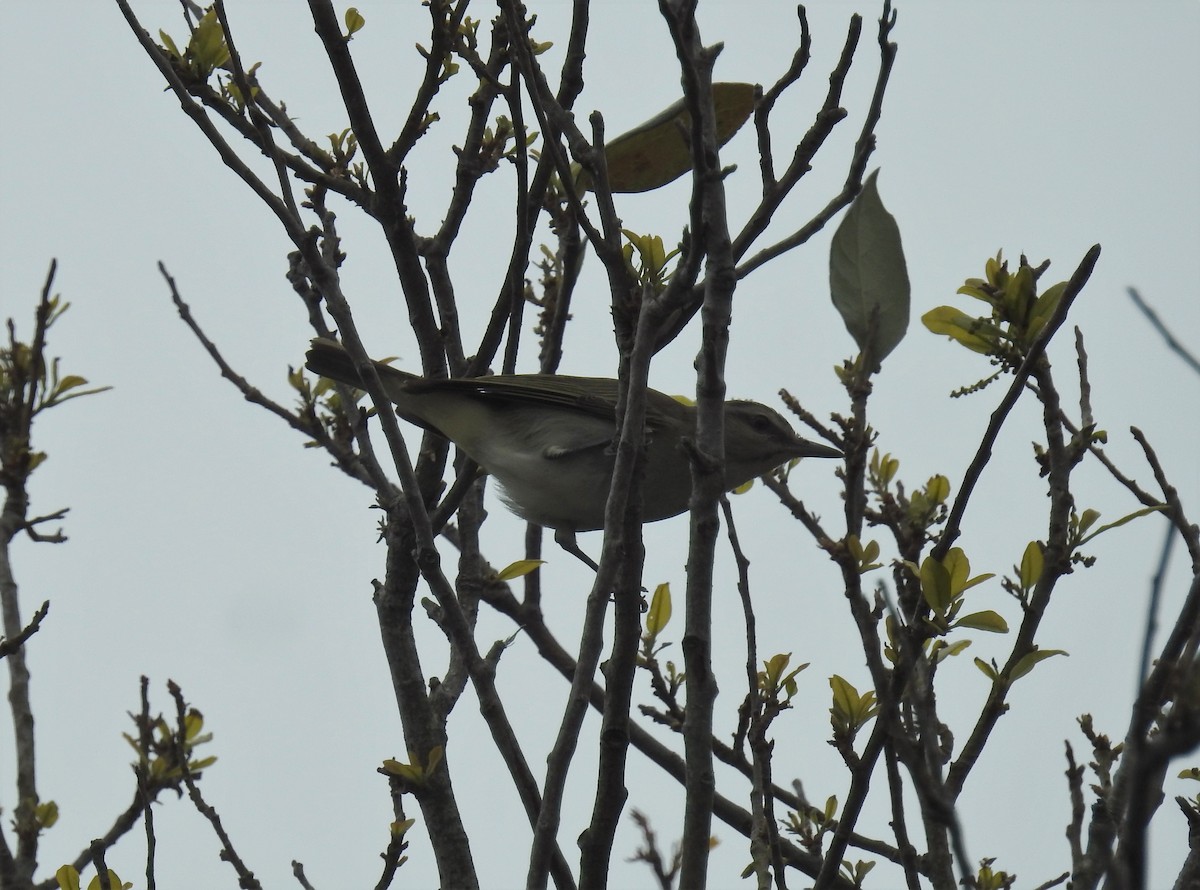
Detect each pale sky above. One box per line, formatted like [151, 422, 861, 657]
[2, 2, 1198, 888]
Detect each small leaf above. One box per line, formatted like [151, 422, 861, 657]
[35, 800, 59, 828]
[830, 674, 855, 715]
[1026, 281, 1065, 340]
[424, 745, 444, 778]
[973, 657, 999, 681]
[953, 610, 1009, 633]
[1077, 508, 1102, 534]
[920, 557, 953, 617]
[943, 548, 970, 592]
[56, 865, 82, 890]
[1019, 541, 1043, 589]
[943, 548, 994, 595]
[762, 652, 792, 688]
[382, 758, 423, 782]
[1077, 505, 1167, 547]
[829, 171, 910, 367]
[159, 30, 182, 60]
[645, 583, 672, 637]
[930, 639, 972, 664]
[922, 306, 999, 354]
[344, 7, 365, 37]
[924, 474, 951, 505]
[495, 559, 545, 581]
[190, 8, 231, 75]
[85, 871, 130, 890]
[1009, 647, 1068, 682]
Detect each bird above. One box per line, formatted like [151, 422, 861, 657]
[305, 338, 841, 567]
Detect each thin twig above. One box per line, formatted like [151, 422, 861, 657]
[933, 244, 1101, 561]
[1127, 287, 1200, 376]
[1139, 521, 1177, 690]
[167, 681, 262, 890]
[0, 600, 48, 660]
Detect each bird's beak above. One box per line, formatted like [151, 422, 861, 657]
[794, 437, 843, 460]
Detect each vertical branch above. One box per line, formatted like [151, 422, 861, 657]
[652, 2, 737, 885]
[306, 0, 446, 378]
[0, 263, 62, 886]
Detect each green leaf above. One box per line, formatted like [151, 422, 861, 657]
[930, 638, 972, 664]
[829, 170, 911, 366]
[924, 474, 951, 505]
[86, 871, 130, 890]
[495, 559, 544, 581]
[952, 610, 1009, 633]
[1009, 647, 1068, 682]
[942, 547, 994, 595]
[1026, 281, 1065, 340]
[190, 8, 230, 75]
[344, 7, 365, 37]
[973, 657, 999, 681]
[382, 757, 423, 782]
[763, 653, 791, 686]
[921, 306, 1000, 354]
[829, 674, 855, 716]
[846, 535, 883, 573]
[56, 865, 82, 890]
[1019, 540, 1043, 590]
[159, 30, 182, 60]
[580, 82, 756, 194]
[943, 548, 970, 592]
[920, 557, 953, 617]
[35, 800, 59, 828]
[1077, 505, 1167, 547]
[424, 745, 444, 778]
[1077, 508, 1102, 534]
[829, 675, 878, 731]
[645, 583, 672, 637]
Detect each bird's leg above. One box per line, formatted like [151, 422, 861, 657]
[553, 527, 600, 572]
[552, 529, 648, 607]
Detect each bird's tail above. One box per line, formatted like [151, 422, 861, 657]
[304, 338, 417, 396]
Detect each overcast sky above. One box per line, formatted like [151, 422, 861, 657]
[2, 1, 1198, 887]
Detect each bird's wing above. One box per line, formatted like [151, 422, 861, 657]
[406, 374, 687, 431]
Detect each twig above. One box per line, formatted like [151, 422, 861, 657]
[1064, 742, 1085, 869]
[292, 861, 317, 890]
[933, 244, 1101, 561]
[138, 677, 158, 890]
[0, 600, 48, 660]
[166, 681, 262, 889]
[474, 581, 860, 885]
[722, 496, 776, 889]
[159, 263, 312, 433]
[374, 778, 411, 890]
[628, 810, 680, 890]
[213, 1, 303, 222]
[1139, 521, 1177, 690]
[883, 741, 921, 890]
[0, 260, 61, 884]
[1127, 287, 1200, 376]
[90, 841, 112, 890]
[113, 0, 306, 241]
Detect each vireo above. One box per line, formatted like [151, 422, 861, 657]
[306, 339, 841, 565]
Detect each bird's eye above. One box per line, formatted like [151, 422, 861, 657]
[750, 413, 772, 431]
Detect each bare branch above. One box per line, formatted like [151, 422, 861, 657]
[1127, 287, 1200, 376]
